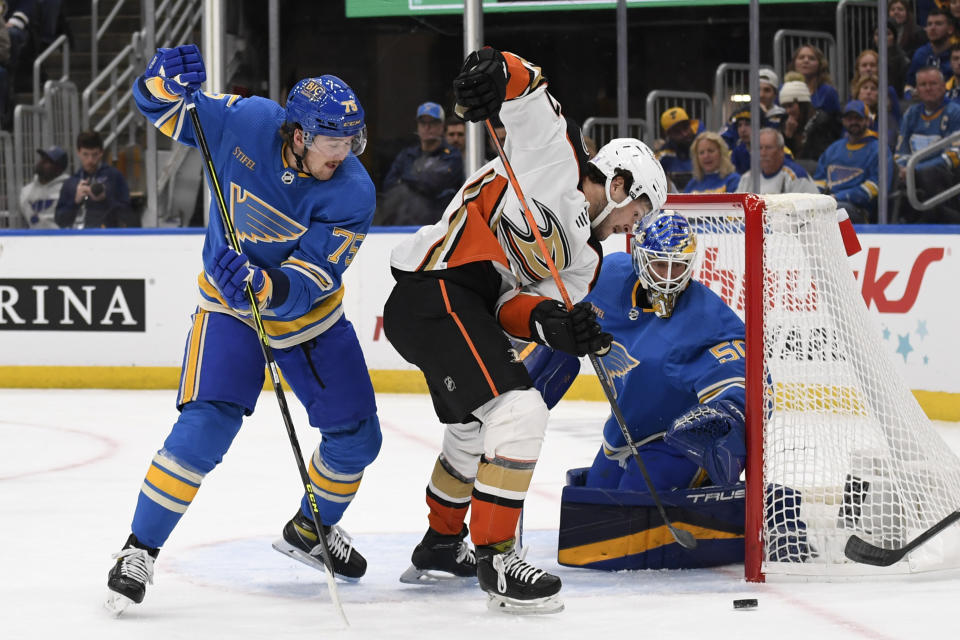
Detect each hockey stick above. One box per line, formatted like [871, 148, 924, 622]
[844, 510, 960, 567]
[483, 119, 697, 550]
[184, 94, 349, 626]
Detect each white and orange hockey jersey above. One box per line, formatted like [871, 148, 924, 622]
[390, 52, 603, 340]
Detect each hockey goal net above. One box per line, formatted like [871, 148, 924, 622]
[664, 193, 960, 581]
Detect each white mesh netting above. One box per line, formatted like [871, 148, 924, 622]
[679, 193, 960, 578]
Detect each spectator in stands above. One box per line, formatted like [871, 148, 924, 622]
[378, 101, 464, 226]
[3, 0, 37, 92]
[55, 130, 134, 229]
[758, 69, 779, 113]
[874, 20, 912, 96]
[444, 115, 466, 153]
[951, 0, 960, 25]
[729, 108, 752, 175]
[853, 74, 902, 149]
[788, 44, 841, 115]
[0, 13, 9, 129]
[890, 0, 929, 57]
[779, 80, 842, 169]
[905, 8, 956, 98]
[813, 100, 894, 224]
[895, 65, 960, 222]
[655, 106, 698, 190]
[684, 131, 740, 194]
[946, 43, 960, 100]
[18, 144, 68, 228]
[737, 128, 818, 194]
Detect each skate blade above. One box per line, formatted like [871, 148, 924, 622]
[271, 538, 360, 583]
[486, 593, 565, 615]
[104, 591, 134, 617]
[399, 563, 478, 585]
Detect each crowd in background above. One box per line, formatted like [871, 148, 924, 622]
[8, 0, 960, 229]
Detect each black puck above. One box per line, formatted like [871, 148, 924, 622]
[733, 598, 758, 609]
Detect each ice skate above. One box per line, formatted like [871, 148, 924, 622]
[476, 539, 563, 615]
[400, 525, 477, 584]
[105, 534, 158, 617]
[272, 511, 366, 581]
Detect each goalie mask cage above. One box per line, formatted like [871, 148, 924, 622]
[664, 193, 960, 582]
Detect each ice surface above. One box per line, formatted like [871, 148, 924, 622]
[2, 389, 958, 639]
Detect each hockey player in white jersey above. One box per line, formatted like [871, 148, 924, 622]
[383, 47, 667, 613]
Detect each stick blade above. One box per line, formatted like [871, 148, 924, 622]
[843, 534, 904, 567]
[671, 526, 698, 550]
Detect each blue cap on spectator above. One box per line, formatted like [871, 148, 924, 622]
[416, 102, 445, 122]
[843, 100, 867, 118]
[37, 145, 68, 170]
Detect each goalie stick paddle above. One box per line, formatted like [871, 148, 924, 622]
[844, 509, 960, 567]
[185, 94, 349, 626]
[483, 119, 697, 551]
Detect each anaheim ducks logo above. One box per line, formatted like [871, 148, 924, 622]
[603, 341, 640, 379]
[230, 183, 307, 244]
[498, 198, 570, 282]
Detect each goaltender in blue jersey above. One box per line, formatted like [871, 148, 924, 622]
[517, 211, 750, 571]
[105, 45, 381, 615]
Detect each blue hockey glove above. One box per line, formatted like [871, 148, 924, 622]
[210, 245, 271, 312]
[664, 399, 746, 485]
[145, 44, 206, 96]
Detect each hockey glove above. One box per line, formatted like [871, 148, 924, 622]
[529, 300, 612, 357]
[145, 44, 206, 97]
[453, 47, 508, 123]
[210, 245, 271, 312]
[664, 399, 746, 486]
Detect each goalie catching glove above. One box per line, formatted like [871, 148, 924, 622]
[453, 47, 508, 122]
[664, 399, 746, 485]
[529, 300, 612, 357]
[210, 245, 272, 312]
[145, 44, 206, 97]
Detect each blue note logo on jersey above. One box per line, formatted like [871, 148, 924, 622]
[499, 198, 570, 282]
[230, 183, 306, 244]
[604, 340, 640, 378]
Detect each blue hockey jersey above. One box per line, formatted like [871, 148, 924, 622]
[132, 78, 376, 347]
[813, 131, 893, 210]
[583, 252, 746, 452]
[895, 99, 960, 172]
[683, 171, 742, 194]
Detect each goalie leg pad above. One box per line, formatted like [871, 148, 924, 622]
[558, 474, 747, 570]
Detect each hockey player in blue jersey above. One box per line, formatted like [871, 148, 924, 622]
[105, 45, 381, 615]
[513, 212, 750, 570]
[581, 212, 746, 495]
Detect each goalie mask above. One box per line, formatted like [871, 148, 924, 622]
[587, 138, 668, 230]
[286, 75, 367, 156]
[632, 211, 698, 318]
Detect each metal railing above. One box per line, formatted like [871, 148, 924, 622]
[0, 131, 17, 228]
[32, 34, 70, 105]
[44, 81, 82, 173]
[11, 105, 51, 221]
[81, 33, 142, 157]
[836, 0, 878, 102]
[91, 0, 130, 80]
[645, 90, 713, 142]
[773, 29, 838, 89]
[712, 62, 775, 128]
[904, 131, 960, 212]
[582, 116, 648, 149]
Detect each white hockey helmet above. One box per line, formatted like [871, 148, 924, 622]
[587, 138, 668, 230]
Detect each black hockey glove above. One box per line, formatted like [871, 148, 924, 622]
[529, 300, 613, 357]
[453, 47, 508, 123]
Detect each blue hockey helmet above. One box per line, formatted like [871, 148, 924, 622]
[631, 211, 698, 318]
[286, 75, 367, 155]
